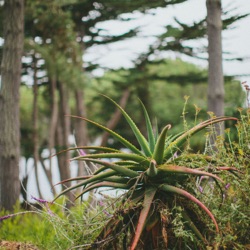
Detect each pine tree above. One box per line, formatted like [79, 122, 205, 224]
[0, 0, 24, 210]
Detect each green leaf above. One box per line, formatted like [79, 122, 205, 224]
[153, 118, 159, 141]
[153, 124, 171, 164]
[146, 160, 158, 177]
[55, 146, 121, 156]
[79, 158, 140, 178]
[130, 186, 157, 250]
[164, 131, 185, 149]
[139, 99, 155, 153]
[102, 95, 152, 157]
[94, 163, 147, 175]
[158, 164, 223, 183]
[69, 115, 143, 156]
[53, 170, 118, 201]
[75, 181, 131, 200]
[162, 132, 185, 161]
[102, 176, 131, 184]
[55, 175, 90, 185]
[71, 152, 149, 166]
[164, 117, 237, 159]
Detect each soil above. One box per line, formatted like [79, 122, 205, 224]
[0, 240, 39, 250]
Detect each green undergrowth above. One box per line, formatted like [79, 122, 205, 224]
[0, 198, 111, 249]
[0, 108, 249, 249]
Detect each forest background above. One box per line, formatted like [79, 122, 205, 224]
[0, 0, 250, 209]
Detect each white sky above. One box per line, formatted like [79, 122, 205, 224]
[84, 0, 250, 84]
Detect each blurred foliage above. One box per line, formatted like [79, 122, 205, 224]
[1, 0, 247, 159]
[20, 85, 51, 159]
[156, 7, 249, 60]
[84, 58, 245, 150]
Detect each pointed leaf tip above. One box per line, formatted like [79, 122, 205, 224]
[102, 95, 152, 156]
[153, 124, 171, 164]
[146, 159, 158, 177]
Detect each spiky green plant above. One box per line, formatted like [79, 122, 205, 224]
[54, 96, 238, 249]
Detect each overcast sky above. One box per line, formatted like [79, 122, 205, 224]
[85, 0, 250, 84]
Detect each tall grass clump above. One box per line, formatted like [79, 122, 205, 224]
[203, 108, 250, 249]
[0, 198, 111, 249]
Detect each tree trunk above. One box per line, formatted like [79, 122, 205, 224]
[206, 0, 225, 140]
[48, 76, 58, 172]
[74, 90, 89, 177]
[32, 56, 43, 199]
[39, 155, 56, 195]
[56, 82, 74, 206]
[0, 0, 24, 210]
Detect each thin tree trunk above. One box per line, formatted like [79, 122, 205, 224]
[32, 55, 43, 199]
[100, 88, 131, 147]
[0, 0, 24, 210]
[56, 82, 74, 206]
[72, 26, 93, 178]
[48, 76, 58, 172]
[39, 155, 56, 195]
[206, 0, 225, 141]
[20, 159, 28, 203]
[75, 90, 89, 176]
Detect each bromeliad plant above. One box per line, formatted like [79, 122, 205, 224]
[54, 96, 238, 249]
